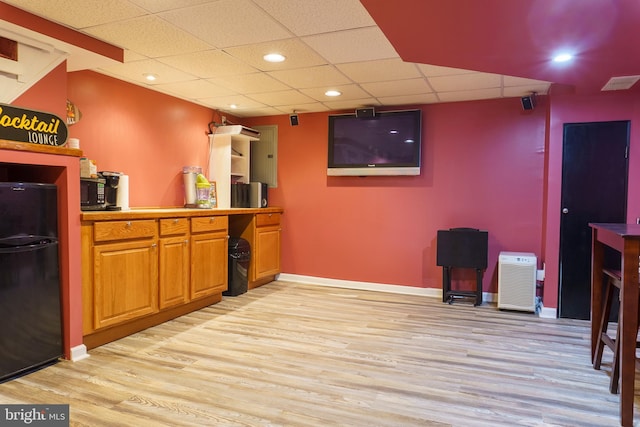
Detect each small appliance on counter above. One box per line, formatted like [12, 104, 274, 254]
[183, 166, 202, 208]
[99, 171, 122, 211]
[80, 177, 106, 211]
[249, 182, 268, 208]
[231, 183, 250, 208]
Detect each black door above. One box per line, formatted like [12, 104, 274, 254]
[559, 121, 629, 319]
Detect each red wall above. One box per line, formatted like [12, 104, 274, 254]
[66, 71, 222, 207]
[542, 90, 640, 309]
[247, 98, 547, 292]
[18, 65, 640, 322]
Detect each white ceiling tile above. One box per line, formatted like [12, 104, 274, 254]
[127, 0, 213, 13]
[303, 27, 398, 64]
[159, 0, 291, 49]
[210, 73, 292, 94]
[247, 90, 316, 106]
[274, 103, 331, 114]
[85, 15, 212, 58]
[123, 50, 148, 62]
[198, 94, 267, 111]
[1, 0, 146, 28]
[336, 59, 421, 83]
[429, 73, 502, 92]
[438, 88, 502, 103]
[8, 1, 555, 117]
[223, 39, 327, 71]
[267, 65, 351, 89]
[276, 102, 329, 115]
[226, 106, 285, 118]
[503, 75, 550, 87]
[299, 84, 371, 102]
[322, 98, 381, 110]
[417, 64, 478, 77]
[377, 93, 439, 106]
[98, 58, 197, 85]
[157, 50, 258, 78]
[361, 79, 432, 98]
[155, 79, 236, 99]
[254, 0, 375, 36]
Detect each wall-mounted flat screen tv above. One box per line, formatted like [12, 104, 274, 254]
[327, 109, 422, 176]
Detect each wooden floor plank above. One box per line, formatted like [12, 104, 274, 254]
[0, 281, 634, 426]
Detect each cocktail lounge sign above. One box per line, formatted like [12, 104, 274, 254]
[0, 103, 68, 147]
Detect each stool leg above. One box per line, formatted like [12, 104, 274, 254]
[610, 321, 621, 394]
[594, 277, 616, 369]
[611, 292, 640, 394]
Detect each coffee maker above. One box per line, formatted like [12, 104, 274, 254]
[99, 171, 122, 211]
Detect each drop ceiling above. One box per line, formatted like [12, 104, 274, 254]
[9, 0, 619, 117]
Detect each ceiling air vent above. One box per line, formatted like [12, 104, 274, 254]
[601, 75, 640, 91]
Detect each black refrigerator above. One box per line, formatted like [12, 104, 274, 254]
[0, 182, 63, 382]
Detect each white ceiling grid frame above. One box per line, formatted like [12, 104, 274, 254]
[0, 0, 553, 117]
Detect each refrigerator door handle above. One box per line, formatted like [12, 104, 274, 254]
[0, 239, 58, 254]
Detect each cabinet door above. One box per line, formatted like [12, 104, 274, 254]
[254, 225, 281, 280]
[159, 236, 190, 309]
[93, 239, 158, 329]
[190, 231, 228, 299]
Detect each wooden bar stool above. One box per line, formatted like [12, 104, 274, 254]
[593, 268, 640, 394]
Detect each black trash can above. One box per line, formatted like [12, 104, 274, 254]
[224, 237, 250, 296]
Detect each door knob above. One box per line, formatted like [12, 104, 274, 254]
[562, 208, 569, 214]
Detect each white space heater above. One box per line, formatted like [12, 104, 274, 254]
[498, 252, 537, 312]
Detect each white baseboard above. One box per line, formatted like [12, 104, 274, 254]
[538, 306, 557, 319]
[70, 344, 90, 362]
[278, 273, 497, 302]
[278, 273, 560, 317]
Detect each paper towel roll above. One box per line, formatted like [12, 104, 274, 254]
[117, 174, 130, 211]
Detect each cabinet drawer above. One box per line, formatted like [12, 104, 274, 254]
[256, 212, 281, 227]
[94, 220, 157, 242]
[159, 218, 189, 236]
[191, 215, 228, 233]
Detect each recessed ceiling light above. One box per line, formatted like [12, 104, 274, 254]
[552, 53, 573, 63]
[230, 104, 238, 109]
[143, 73, 157, 81]
[263, 53, 285, 63]
[325, 90, 342, 97]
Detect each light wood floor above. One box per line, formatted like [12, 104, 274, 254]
[0, 281, 634, 426]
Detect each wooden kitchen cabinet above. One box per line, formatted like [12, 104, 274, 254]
[190, 215, 229, 299]
[229, 211, 282, 288]
[254, 213, 282, 280]
[158, 218, 190, 309]
[91, 220, 159, 330]
[81, 207, 281, 349]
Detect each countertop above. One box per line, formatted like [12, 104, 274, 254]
[80, 206, 283, 221]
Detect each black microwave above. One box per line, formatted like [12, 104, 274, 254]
[80, 177, 106, 211]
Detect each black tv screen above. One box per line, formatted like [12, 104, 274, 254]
[327, 109, 422, 176]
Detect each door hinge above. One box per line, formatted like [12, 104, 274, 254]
[625, 145, 629, 158]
